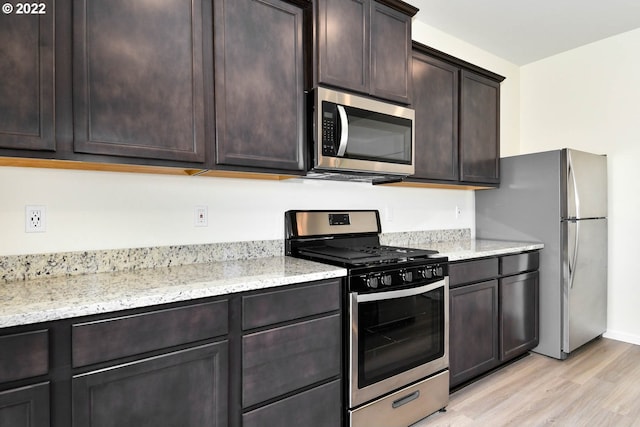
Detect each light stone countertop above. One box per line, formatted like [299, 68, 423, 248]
[417, 239, 544, 261]
[0, 256, 346, 329]
[0, 237, 542, 329]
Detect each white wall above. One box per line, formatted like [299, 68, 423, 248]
[412, 21, 521, 157]
[520, 28, 640, 344]
[0, 167, 473, 256]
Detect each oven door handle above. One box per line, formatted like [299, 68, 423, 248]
[356, 279, 446, 303]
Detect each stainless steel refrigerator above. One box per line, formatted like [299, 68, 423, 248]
[476, 148, 607, 359]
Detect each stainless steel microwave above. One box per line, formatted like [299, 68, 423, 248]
[311, 87, 415, 177]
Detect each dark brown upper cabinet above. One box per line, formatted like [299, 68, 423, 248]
[411, 50, 459, 182]
[213, 0, 306, 173]
[0, 4, 55, 152]
[460, 70, 500, 184]
[410, 42, 504, 186]
[315, 0, 417, 104]
[72, 0, 211, 164]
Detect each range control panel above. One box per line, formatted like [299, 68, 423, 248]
[350, 263, 447, 293]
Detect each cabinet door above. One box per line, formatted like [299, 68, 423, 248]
[500, 271, 539, 362]
[72, 342, 228, 427]
[459, 70, 500, 184]
[0, 2, 54, 151]
[317, 0, 369, 94]
[214, 0, 305, 171]
[73, 0, 208, 163]
[449, 280, 500, 388]
[411, 52, 459, 181]
[0, 383, 49, 427]
[370, 1, 411, 104]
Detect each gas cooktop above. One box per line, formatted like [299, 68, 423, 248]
[298, 244, 439, 267]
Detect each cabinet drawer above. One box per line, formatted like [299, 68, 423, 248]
[242, 279, 340, 330]
[0, 330, 48, 383]
[242, 314, 341, 408]
[72, 300, 228, 367]
[449, 258, 499, 287]
[243, 380, 341, 427]
[501, 251, 540, 276]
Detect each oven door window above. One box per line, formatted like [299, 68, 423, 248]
[358, 286, 445, 388]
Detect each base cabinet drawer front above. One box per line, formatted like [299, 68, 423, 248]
[449, 258, 499, 288]
[242, 314, 341, 408]
[500, 271, 540, 362]
[72, 300, 228, 367]
[0, 330, 49, 383]
[242, 379, 341, 427]
[0, 382, 50, 427]
[449, 280, 500, 387]
[500, 251, 540, 276]
[72, 341, 228, 427]
[242, 279, 341, 330]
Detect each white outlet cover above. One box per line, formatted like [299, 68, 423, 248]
[25, 205, 46, 233]
[194, 206, 208, 227]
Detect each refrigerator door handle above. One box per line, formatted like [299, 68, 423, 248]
[567, 151, 581, 219]
[569, 220, 580, 289]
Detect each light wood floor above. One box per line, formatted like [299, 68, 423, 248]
[413, 338, 640, 426]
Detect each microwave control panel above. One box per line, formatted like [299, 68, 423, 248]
[321, 103, 337, 156]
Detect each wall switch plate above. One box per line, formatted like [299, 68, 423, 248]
[455, 205, 462, 219]
[26, 205, 46, 233]
[194, 206, 208, 227]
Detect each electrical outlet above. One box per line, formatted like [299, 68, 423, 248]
[455, 205, 462, 219]
[194, 206, 208, 227]
[26, 205, 46, 233]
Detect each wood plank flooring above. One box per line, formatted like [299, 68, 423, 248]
[412, 338, 640, 426]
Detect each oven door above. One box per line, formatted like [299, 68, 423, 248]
[349, 278, 449, 408]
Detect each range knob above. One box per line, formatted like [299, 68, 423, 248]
[435, 266, 444, 277]
[401, 270, 413, 283]
[365, 276, 379, 289]
[381, 274, 393, 286]
[419, 268, 433, 279]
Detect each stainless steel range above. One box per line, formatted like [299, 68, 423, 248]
[285, 210, 449, 427]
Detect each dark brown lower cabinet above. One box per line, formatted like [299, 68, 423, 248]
[449, 251, 540, 389]
[0, 383, 50, 427]
[243, 379, 341, 427]
[0, 278, 342, 427]
[72, 341, 228, 427]
[242, 315, 341, 408]
[449, 280, 500, 388]
[500, 271, 539, 361]
[240, 279, 342, 426]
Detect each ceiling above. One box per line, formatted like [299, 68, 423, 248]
[410, 0, 640, 65]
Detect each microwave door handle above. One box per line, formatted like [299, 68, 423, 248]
[336, 105, 349, 157]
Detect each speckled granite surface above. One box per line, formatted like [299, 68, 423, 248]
[0, 240, 283, 283]
[2, 230, 470, 283]
[380, 228, 471, 247]
[413, 239, 544, 261]
[0, 229, 541, 328]
[0, 256, 346, 328]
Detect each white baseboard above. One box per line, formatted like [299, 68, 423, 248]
[603, 330, 640, 346]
